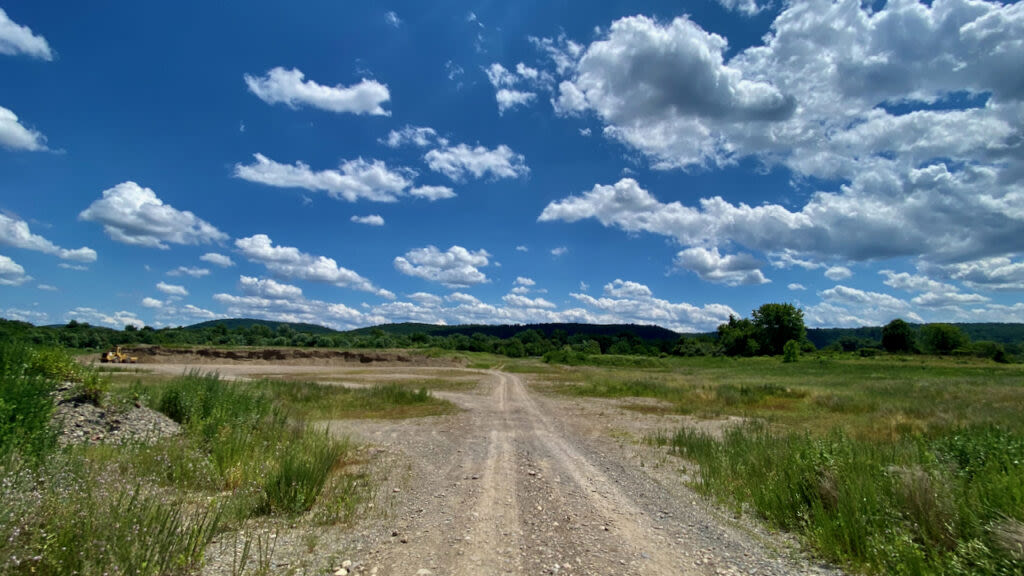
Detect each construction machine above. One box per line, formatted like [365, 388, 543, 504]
[100, 346, 138, 364]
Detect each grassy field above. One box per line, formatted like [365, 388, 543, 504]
[532, 353, 1024, 575]
[1, 345, 456, 576]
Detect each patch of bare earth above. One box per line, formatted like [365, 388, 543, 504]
[187, 363, 843, 576]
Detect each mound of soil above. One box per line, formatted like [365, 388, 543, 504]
[118, 346, 463, 367]
[52, 383, 181, 447]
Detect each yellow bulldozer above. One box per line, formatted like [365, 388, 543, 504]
[100, 346, 138, 364]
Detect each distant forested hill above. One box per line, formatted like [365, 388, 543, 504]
[184, 318, 339, 334]
[805, 323, 1024, 349]
[343, 322, 681, 342]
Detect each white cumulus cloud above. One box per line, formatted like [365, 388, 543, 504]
[824, 266, 853, 281]
[0, 254, 30, 285]
[234, 153, 414, 202]
[168, 266, 210, 278]
[244, 67, 390, 115]
[235, 234, 393, 298]
[382, 125, 445, 148]
[409, 185, 456, 201]
[0, 105, 48, 151]
[156, 282, 188, 297]
[394, 245, 491, 288]
[569, 279, 736, 332]
[238, 275, 304, 299]
[79, 182, 227, 249]
[496, 89, 537, 114]
[351, 214, 385, 226]
[200, 252, 235, 267]
[424, 143, 528, 181]
[65, 307, 144, 329]
[503, 293, 556, 309]
[715, 0, 764, 16]
[0, 8, 52, 60]
[0, 213, 96, 262]
[675, 246, 769, 286]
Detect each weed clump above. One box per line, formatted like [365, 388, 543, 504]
[657, 423, 1024, 574]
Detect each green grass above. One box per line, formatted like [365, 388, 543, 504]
[2, 348, 432, 575]
[0, 456, 222, 576]
[543, 355, 1024, 439]
[1, 343, 59, 461]
[254, 379, 455, 419]
[651, 423, 1024, 575]
[542, 353, 1024, 575]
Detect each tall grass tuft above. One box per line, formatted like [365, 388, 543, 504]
[0, 454, 221, 576]
[262, 429, 347, 514]
[0, 342, 58, 460]
[657, 423, 1024, 574]
[152, 371, 357, 516]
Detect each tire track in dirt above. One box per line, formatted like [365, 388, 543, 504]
[493, 370, 695, 575]
[453, 373, 522, 575]
[187, 362, 841, 575]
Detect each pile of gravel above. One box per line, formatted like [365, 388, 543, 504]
[52, 382, 181, 447]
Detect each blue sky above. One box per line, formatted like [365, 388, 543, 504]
[1, 0, 1023, 332]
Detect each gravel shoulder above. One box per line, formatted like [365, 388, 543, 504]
[149, 363, 843, 576]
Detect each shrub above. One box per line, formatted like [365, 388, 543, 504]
[782, 339, 800, 363]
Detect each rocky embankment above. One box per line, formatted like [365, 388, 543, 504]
[52, 382, 180, 446]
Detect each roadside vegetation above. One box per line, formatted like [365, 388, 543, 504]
[534, 352, 1024, 574]
[0, 341, 449, 575]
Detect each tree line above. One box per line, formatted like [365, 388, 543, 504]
[0, 305, 1017, 363]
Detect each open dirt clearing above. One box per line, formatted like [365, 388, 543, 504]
[141, 361, 841, 576]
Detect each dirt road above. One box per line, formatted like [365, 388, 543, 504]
[172, 363, 840, 576]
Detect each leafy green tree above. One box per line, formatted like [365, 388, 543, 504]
[500, 339, 526, 358]
[922, 323, 969, 355]
[752, 303, 807, 356]
[881, 318, 916, 353]
[717, 315, 761, 356]
[673, 336, 717, 357]
[958, 340, 1007, 362]
[573, 339, 602, 355]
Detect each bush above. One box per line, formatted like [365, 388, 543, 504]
[782, 339, 800, 363]
[542, 347, 589, 365]
[954, 341, 1009, 363]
